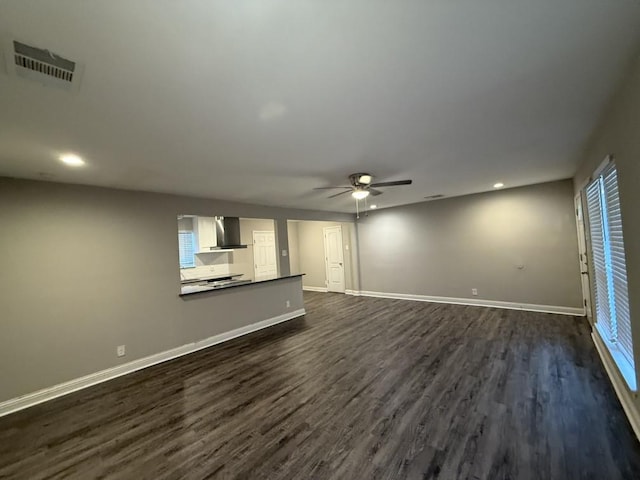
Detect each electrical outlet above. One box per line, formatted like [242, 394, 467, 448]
[472, 288, 478, 296]
[286, 300, 291, 308]
[282, 249, 288, 257]
[117, 345, 126, 357]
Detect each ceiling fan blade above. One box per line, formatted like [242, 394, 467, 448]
[370, 179, 413, 187]
[328, 190, 352, 199]
[369, 188, 383, 196]
[313, 186, 350, 190]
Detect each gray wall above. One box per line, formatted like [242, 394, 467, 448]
[357, 180, 583, 308]
[0, 178, 351, 403]
[298, 221, 328, 289]
[573, 55, 640, 413]
[296, 221, 355, 291]
[274, 219, 291, 277]
[287, 221, 301, 274]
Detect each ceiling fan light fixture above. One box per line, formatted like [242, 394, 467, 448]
[358, 174, 372, 185]
[352, 189, 370, 200]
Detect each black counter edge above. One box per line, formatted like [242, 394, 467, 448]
[179, 273, 305, 297]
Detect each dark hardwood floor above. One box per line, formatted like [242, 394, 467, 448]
[1, 292, 639, 479]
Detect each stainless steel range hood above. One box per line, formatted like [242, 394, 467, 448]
[211, 217, 247, 249]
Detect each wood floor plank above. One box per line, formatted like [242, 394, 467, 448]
[1, 292, 639, 479]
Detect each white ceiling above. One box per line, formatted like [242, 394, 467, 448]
[1, 1, 639, 212]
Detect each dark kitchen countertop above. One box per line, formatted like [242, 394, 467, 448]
[179, 273, 305, 296]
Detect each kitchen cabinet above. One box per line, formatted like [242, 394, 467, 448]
[194, 216, 217, 251]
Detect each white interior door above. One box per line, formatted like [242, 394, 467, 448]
[324, 225, 345, 293]
[253, 231, 277, 279]
[575, 193, 593, 321]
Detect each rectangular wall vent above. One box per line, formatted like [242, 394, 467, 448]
[4, 39, 84, 92]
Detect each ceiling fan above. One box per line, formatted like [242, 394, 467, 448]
[314, 173, 413, 200]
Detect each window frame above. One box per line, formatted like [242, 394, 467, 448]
[585, 159, 636, 391]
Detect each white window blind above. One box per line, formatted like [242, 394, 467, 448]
[586, 162, 635, 388]
[586, 177, 611, 337]
[178, 231, 196, 268]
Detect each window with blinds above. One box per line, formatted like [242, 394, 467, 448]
[586, 161, 636, 390]
[178, 231, 196, 269]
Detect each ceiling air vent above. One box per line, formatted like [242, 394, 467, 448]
[4, 40, 84, 92]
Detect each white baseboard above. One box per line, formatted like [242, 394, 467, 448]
[592, 331, 640, 442]
[345, 289, 360, 296]
[303, 286, 328, 293]
[0, 308, 306, 418]
[352, 290, 585, 316]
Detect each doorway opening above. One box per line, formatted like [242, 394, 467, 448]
[287, 220, 356, 294]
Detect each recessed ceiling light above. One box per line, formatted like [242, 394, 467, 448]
[59, 153, 85, 167]
[494, 182, 504, 189]
[370, 204, 377, 209]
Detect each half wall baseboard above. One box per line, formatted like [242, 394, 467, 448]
[303, 286, 328, 293]
[0, 308, 306, 418]
[592, 331, 640, 442]
[348, 290, 584, 316]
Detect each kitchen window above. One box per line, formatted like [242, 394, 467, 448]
[178, 231, 196, 269]
[586, 160, 636, 390]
